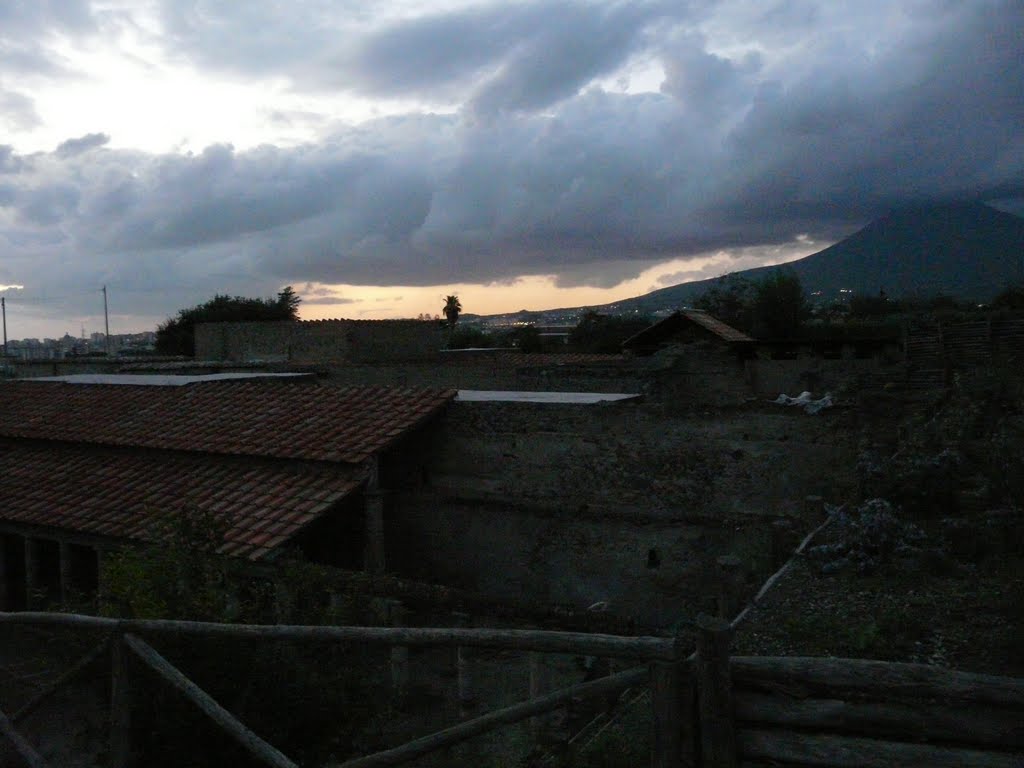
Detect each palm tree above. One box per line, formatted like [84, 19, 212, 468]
[443, 295, 462, 327]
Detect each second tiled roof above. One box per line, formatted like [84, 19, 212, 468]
[0, 380, 456, 464]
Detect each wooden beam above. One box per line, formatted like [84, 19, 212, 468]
[122, 634, 297, 768]
[735, 691, 1024, 751]
[732, 656, 1024, 707]
[334, 666, 649, 768]
[0, 613, 680, 661]
[109, 635, 132, 768]
[13, 638, 109, 724]
[739, 728, 1024, 768]
[0, 708, 48, 768]
[649, 655, 690, 768]
[696, 615, 737, 768]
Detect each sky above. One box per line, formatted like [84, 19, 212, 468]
[0, 0, 1022, 339]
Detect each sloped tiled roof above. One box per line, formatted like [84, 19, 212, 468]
[622, 310, 754, 350]
[0, 441, 363, 560]
[0, 381, 456, 464]
[680, 310, 754, 343]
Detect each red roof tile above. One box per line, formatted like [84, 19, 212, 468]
[0, 381, 455, 464]
[680, 310, 754, 343]
[0, 442, 363, 560]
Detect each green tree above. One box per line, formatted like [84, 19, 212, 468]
[443, 294, 462, 327]
[753, 269, 809, 338]
[568, 310, 652, 353]
[277, 285, 302, 316]
[156, 286, 302, 356]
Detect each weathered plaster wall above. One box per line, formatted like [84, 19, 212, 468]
[194, 320, 445, 363]
[387, 400, 858, 626]
[320, 360, 647, 393]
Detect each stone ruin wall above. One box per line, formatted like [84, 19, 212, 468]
[386, 399, 859, 627]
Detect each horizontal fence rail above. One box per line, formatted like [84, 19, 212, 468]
[335, 666, 651, 768]
[731, 656, 1024, 707]
[0, 612, 681, 661]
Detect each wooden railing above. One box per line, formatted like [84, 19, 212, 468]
[2, 499, 1022, 768]
[0, 612, 691, 768]
[3, 611, 1024, 768]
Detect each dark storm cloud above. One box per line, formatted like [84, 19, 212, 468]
[1, 0, 1022, 325]
[340, 1, 674, 113]
[56, 132, 110, 158]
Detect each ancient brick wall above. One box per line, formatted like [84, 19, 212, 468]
[194, 320, 444, 362]
[387, 399, 859, 627]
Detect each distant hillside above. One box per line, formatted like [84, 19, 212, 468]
[588, 202, 1024, 314]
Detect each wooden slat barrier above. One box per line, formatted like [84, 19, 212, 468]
[13, 638, 109, 724]
[122, 633, 297, 768]
[735, 692, 1024, 751]
[738, 729, 1024, 768]
[731, 656, 1024, 707]
[335, 666, 650, 768]
[0, 708, 49, 768]
[1, 612, 684, 767]
[0, 613, 679, 661]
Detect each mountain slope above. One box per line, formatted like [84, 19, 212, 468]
[597, 202, 1024, 314]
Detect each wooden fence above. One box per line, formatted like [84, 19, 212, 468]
[2, 611, 1022, 768]
[1, 500, 1022, 767]
[0, 612, 688, 768]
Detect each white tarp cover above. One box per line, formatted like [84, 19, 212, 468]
[773, 390, 833, 414]
[457, 390, 639, 404]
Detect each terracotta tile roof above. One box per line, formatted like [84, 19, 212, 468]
[0, 442, 363, 560]
[0, 381, 455, 464]
[623, 310, 754, 350]
[680, 310, 754, 343]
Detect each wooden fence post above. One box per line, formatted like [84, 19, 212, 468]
[109, 631, 133, 768]
[529, 651, 553, 738]
[452, 612, 476, 718]
[696, 615, 737, 768]
[364, 492, 386, 575]
[649, 635, 691, 768]
[387, 600, 410, 704]
[716, 556, 741, 621]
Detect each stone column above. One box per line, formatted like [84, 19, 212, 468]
[59, 541, 73, 605]
[387, 599, 410, 703]
[364, 491, 386, 574]
[0, 535, 8, 611]
[24, 537, 38, 610]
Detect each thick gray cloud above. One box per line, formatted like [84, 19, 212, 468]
[0, 0, 1021, 330]
[55, 132, 110, 158]
[0, 91, 40, 132]
[339, 1, 675, 114]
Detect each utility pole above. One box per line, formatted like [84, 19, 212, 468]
[103, 285, 110, 356]
[1, 296, 6, 359]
